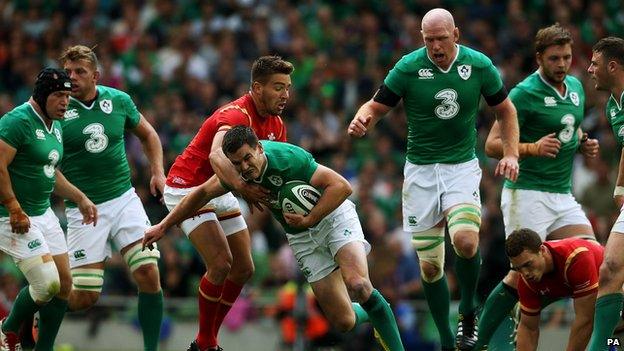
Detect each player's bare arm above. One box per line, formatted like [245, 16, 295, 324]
[566, 293, 596, 351]
[614, 148, 624, 209]
[0, 139, 29, 234]
[348, 97, 393, 137]
[576, 128, 600, 158]
[516, 313, 540, 351]
[209, 129, 269, 212]
[53, 169, 97, 226]
[491, 97, 520, 181]
[486, 120, 561, 159]
[143, 175, 228, 249]
[131, 114, 166, 198]
[283, 165, 352, 229]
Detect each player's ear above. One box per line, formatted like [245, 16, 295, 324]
[93, 69, 100, 82]
[453, 27, 459, 42]
[251, 81, 262, 94]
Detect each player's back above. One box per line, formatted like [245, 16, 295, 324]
[166, 94, 286, 188]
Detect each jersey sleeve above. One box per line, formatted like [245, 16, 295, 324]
[565, 248, 599, 298]
[518, 277, 542, 316]
[509, 87, 530, 128]
[287, 145, 319, 183]
[383, 62, 406, 98]
[480, 59, 504, 99]
[0, 114, 27, 149]
[121, 92, 141, 129]
[215, 106, 251, 133]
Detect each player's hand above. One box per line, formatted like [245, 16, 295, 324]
[150, 173, 166, 202]
[535, 133, 561, 158]
[580, 135, 599, 158]
[143, 223, 166, 250]
[235, 183, 270, 213]
[283, 213, 317, 229]
[3, 197, 30, 234]
[77, 196, 98, 226]
[495, 155, 519, 182]
[348, 114, 372, 138]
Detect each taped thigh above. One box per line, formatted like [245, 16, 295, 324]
[72, 268, 104, 292]
[123, 241, 160, 272]
[446, 204, 481, 239]
[411, 226, 445, 282]
[18, 257, 60, 302]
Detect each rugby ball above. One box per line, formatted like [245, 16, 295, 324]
[279, 180, 321, 215]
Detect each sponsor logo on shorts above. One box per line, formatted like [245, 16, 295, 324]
[473, 190, 480, 202]
[301, 267, 312, 278]
[73, 249, 86, 260]
[408, 216, 418, 226]
[343, 229, 352, 237]
[27, 239, 42, 250]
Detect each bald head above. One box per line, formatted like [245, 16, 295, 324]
[421, 8, 455, 32]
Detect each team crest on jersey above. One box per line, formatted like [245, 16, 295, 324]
[570, 92, 580, 106]
[99, 99, 113, 114]
[64, 108, 79, 120]
[268, 175, 283, 187]
[268, 132, 276, 141]
[35, 129, 45, 140]
[54, 128, 62, 143]
[457, 65, 471, 80]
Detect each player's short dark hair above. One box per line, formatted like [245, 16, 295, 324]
[251, 55, 294, 85]
[535, 23, 573, 53]
[222, 125, 259, 155]
[593, 37, 624, 66]
[60, 45, 99, 69]
[505, 228, 543, 258]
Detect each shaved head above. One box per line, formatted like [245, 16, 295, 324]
[421, 8, 455, 32]
[420, 8, 459, 70]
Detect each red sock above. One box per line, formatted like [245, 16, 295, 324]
[196, 274, 223, 350]
[213, 279, 244, 338]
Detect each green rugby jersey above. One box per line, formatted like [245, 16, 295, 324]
[384, 45, 504, 164]
[504, 72, 585, 193]
[0, 103, 63, 216]
[607, 92, 624, 145]
[247, 141, 319, 234]
[59, 85, 140, 206]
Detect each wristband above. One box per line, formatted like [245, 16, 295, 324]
[614, 186, 624, 197]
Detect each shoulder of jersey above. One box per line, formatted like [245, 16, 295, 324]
[458, 45, 494, 69]
[394, 48, 428, 73]
[96, 85, 130, 100]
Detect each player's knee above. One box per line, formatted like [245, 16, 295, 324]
[18, 258, 60, 303]
[344, 276, 373, 303]
[69, 290, 100, 311]
[447, 204, 481, 257]
[420, 261, 443, 283]
[133, 263, 161, 292]
[332, 313, 356, 332]
[412, 227, 445, 282]
[451, 232, 479, 258]
[229, 260, 254, 284]
[598, 259, 619, 287]
[206, 252, 232, 283]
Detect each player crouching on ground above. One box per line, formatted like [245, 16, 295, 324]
[143, 126, 405, 351]
[505, 228, 602, 351]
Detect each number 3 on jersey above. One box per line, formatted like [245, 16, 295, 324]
[434, 88, 459, 120]
[43, 150, 60, 178]
[83, 123, 108, 153]
[558, 114, 575, 143]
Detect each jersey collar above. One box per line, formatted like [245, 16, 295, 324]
[27, 102, 55, 134]
[610, 90, 624, 111]
[426, 44, 460, 74]
[70, 86, 100, 110]
[537, 70, 568, 100]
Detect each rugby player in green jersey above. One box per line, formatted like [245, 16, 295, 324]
[587, 37, 624, 351]
[0, 68, 97, 351]
[476, 24, 600, 351]
[59, 46, 164, 351]
[144, 126, 405, 351]
[348, 8, 519, 351]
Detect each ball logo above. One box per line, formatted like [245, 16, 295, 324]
[279, 182, 321, 216]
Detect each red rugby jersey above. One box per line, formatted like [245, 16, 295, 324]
[518, 238, 603, 316]
[166, 93, 287, 188]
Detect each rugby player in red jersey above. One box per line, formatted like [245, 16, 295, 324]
[506, 228, 603, 351]
[163, 56, 292, 351]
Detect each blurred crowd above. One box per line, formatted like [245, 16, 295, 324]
[0, 0, 623, 348]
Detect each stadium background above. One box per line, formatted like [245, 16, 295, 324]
[0, 0, 622, 350]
